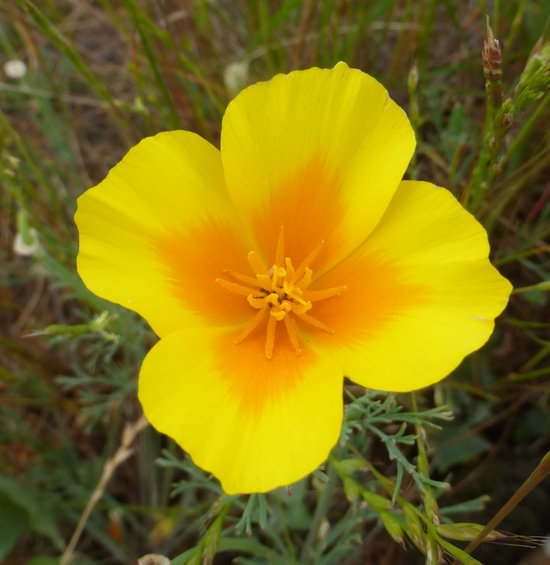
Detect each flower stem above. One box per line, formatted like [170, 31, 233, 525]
[452, 450, 550, 564]
[411, 392, 442, 565]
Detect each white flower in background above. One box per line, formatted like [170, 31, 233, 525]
[13, 210, 40, 257]
[13, 228, 40, 257]
[223, 59, 249, 97]
[4, 59, 27, 79]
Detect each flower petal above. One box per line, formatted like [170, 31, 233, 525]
[138, 327, 343, 494]
[305, 180, 512, 391]
[75, 131, 253, 337]
[221, 62, 415, 273]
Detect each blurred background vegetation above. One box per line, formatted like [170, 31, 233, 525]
[1, 1, 550, 564]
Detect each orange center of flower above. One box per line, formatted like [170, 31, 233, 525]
[216, 226, 346, 359]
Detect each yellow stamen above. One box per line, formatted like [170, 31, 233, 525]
[304, 285, 348, 301]
[296, 267, 313, 289]
[295, 240, 325, 281]
[216, 278, 257, 296]
[223, 269, 264, 289]
[275, 225, 285, 266]
[271, 309, 286, 321]
[284, 257, 295, 279]
[234, 306, 267, 343]
[291, 294, 310, 308]
[292, 301, 312, 316]
[248, 251, 269, 276]
[256, 273, 272, 288]
[247, 295, 267, 309]
[265, 315, 277, 359]
[271, 266, 286, 289]
[280, 300, 293, 312]
[295, 312, 335, 333]
[284, 315, 302, 355]
[217, 228, 344, 358]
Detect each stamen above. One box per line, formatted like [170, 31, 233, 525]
[248, 251, 269, 276]
[304, 285, 347, 302]
[247, 295, 267, 309]
[280, 300, 293, 312]
[283, 315, 302, 355]
[256, 273, 272, 288]
[292, 301, 312, 315]
[234, 306, 267, 343]
[223, 269, 264, 289]
[216, 278, 257, 296]
[296, 267, 313, 289]
[291, 294, 310, 308]
[295, 312, 335, 333]
[275, 225, 285, 266]
[265, 315, 277, 359]
[282, 280, 294, 295]
[272, 266, 286, 289]
[295, 240, 325, 281]
[265, 293, 279, 306]
[218, 228, 341, 358]
[284, 257, 295, 279]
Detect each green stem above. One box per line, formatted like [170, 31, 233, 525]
[512, 280, 550, 294]
[452, 451, 550, 564]
[172, 535, 285, 565]
[501, 93, 550, 167]
[171, 500, 233, 565]
[124, 0, 181, 128]
[411, 393, 442, 565]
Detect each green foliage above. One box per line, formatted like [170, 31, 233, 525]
[2, 0, 550, 564]
[0, 476, 64, 559]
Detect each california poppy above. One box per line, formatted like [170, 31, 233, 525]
[75, 63, 512, 494]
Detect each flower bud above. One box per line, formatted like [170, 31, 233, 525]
[482, 22, 503, 106]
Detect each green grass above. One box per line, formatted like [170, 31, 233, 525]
[1, 1, 550, 564]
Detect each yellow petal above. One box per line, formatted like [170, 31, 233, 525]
[138, 327, 343, 494]
[306, 181, 512, 392]
[75, 131, 252, 337]
[221, 62, 415, 274]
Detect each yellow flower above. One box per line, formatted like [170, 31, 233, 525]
[75, 62, 512, 494]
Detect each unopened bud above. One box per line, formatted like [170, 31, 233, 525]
[499, 112, 513, 132]
[482, 22, 503, 107]
[408, 62, 419, 93]
[482, 24, 502, 78]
